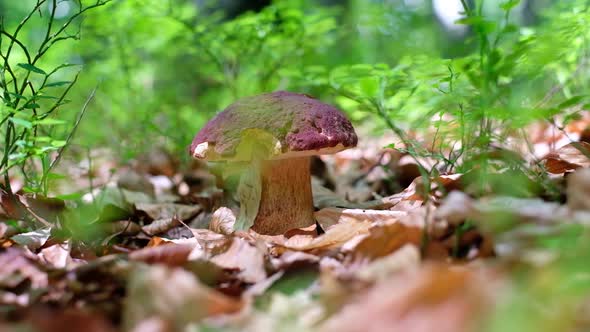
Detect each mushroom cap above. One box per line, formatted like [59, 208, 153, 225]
[190, 91, 358, 161]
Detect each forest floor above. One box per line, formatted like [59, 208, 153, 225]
[1, 120, 590, 332]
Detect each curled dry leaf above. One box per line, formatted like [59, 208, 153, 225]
[211, 237, 267, 283]
[543, 141, 590, 174]
[320, 264, 494, 332]
[124, 264, 243, 330]
[190, 228, 231, 258]
[209, 207, 236, 235]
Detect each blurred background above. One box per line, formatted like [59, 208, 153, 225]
[0, 0, 566, 163]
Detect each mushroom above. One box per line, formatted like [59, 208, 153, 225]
[189, 91, 357, 235]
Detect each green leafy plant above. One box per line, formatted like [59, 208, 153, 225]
[0, 0, 110, 195]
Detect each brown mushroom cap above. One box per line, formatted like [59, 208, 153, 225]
[190, 91, 357, 161]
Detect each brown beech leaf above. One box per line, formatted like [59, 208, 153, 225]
[136, 203, 201, 220]
[270, 251, 320, 271]
[141, 217, 181, 236]
[27, 308, 116, 332]
[129, 243, 195, 267]
[312, 180, 382, 210]
[11, 227, 51, 250]
[543, 141, 590, 173]
[320, 264, 494, 332]
[567, 167, 590, 211]
[0, 248, 48, 306]
[284, 220, 372, 252]
[107, 220, 142, 236]
[38, 242, 72, 269]
[124, 264, 243, 330]
[209, 207, 236, 235]
[355, 244, 421, 283]
[0, 189, 20, 220]
[210, 237, 267, 283]
[314, 207, 409, 230]
[347, 222, 423, 262]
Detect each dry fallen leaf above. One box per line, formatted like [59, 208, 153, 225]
[354, 244, 421, 283]
[129, 243, 196, 267]
[0, 248, 48, 306]
[141, 217, 181, 236]
[283, 220, 372, 252]
[11, 227, 51, 250]
[124, 264, 243, 330]
[567, 167, 590, 211]
[136, 203, 201, 221]
[314, 207, 408, 230]
[320, 264, 495, 332]
[346, 222, 422, 262]
[38, 242, 72, 269]
[543, 141, 590, 173]
[210, 237, 267, 283]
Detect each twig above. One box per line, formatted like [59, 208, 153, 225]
[46, 86, 97, 174]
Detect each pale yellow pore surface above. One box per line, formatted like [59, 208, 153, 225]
[192, 141, 348, 161]
[251, 157, 315, 235]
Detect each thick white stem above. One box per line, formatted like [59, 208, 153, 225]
[250, 157, 315, 235]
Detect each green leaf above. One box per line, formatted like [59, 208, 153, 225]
[35, 118, 67, 126]
[44, 81, 73, 87]
[359, 77, 379, 97]
[9, 117, 33, 129]
[51, 140, 67, 147]
[23, 103, 40, 109]
[234, 162, 262, 231]
[558, 95, 585, 109]
[500, 0, 521, 11]
[17, 63, 47, 75]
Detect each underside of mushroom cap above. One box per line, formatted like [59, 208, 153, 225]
[190, 91, 358, 161]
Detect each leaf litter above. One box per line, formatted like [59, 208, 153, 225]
[3, 129, 590, 331]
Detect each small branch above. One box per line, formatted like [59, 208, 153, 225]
[46, 86, 97, 174]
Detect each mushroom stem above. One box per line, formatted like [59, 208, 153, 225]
[251, 156, 315, 234]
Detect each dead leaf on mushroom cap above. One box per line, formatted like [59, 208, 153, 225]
[542, 141, 590, 173]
